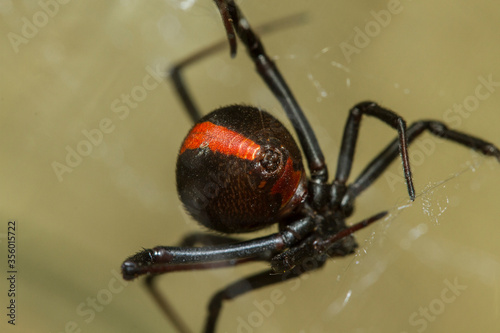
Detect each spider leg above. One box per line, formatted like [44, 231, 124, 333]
[214, 0, 237, 58]
[218, 0, 328, 183]
[144, 275, 193, 333]
[141, 259, 288, 333]
[334, 101, 416, 204]
[123, 217, 311, 333]
[204, 267, 318, 333]
[121, 217, 315, 280]
[170, 67, 202, 123]
[142, 233, 249, 333]
[343, 114, 500, 204]
[169, 9, 306, 124]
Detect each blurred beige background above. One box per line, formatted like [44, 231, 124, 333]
[1, 1, 500, 332]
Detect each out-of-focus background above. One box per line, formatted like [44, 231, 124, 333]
[1, 1, 499, 332]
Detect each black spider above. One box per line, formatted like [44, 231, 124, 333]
[121, 1, 500, 332]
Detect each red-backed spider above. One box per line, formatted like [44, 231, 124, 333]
[121, 1, 500, 332]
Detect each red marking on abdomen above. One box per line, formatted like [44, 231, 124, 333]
[180, 122, 260, 160]
[271, 157, 303, 208]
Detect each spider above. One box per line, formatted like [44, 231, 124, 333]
[121, 1, 500, 332]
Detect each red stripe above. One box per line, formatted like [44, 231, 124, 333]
[180, 122, 261, 160]
[271, 157, 303, 208]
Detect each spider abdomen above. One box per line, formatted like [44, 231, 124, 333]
[176, 105, 307, 233]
